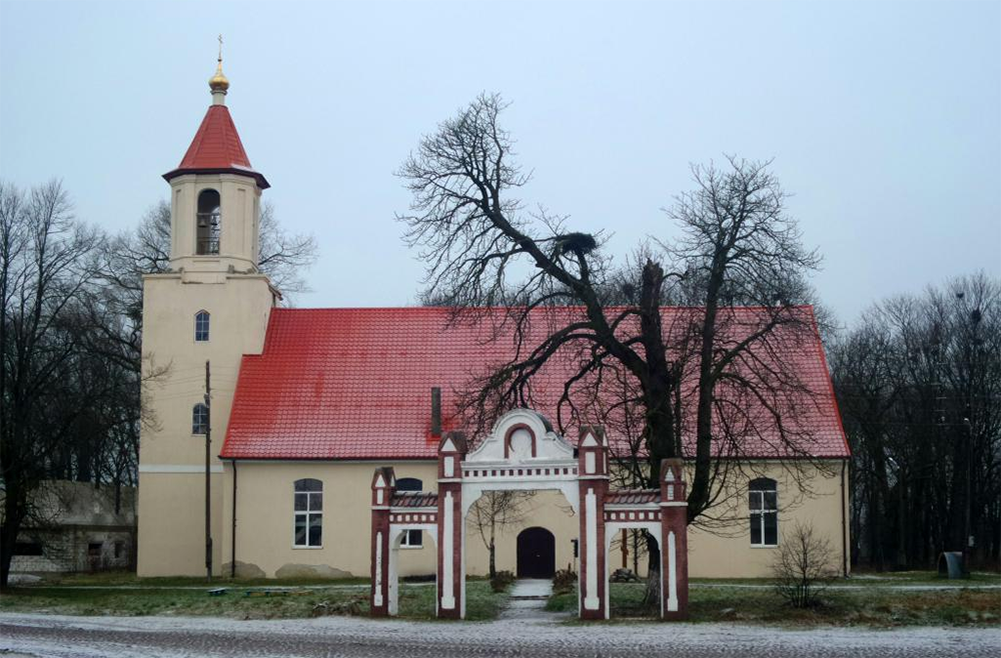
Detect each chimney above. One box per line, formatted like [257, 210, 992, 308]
[431, 387, 442, 437]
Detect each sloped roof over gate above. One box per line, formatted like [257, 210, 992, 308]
[220, 306, 848, 461]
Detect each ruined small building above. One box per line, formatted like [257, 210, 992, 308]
[9, 481, 136, 574]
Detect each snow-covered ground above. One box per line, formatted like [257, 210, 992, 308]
[2, 612, 999, 657]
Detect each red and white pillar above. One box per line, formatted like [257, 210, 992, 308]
[437, 432, 466, 619]
[577, 426, 609, 620]
[659, 458, 689, 620]
[370, 466, 395, 617]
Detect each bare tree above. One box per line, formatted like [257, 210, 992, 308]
[397, 94, 826, 545]
[468, 491, 536, 578]
[832, 273, 1001, 570]
[0, 180, 105, 588]
[1, 184, 316, 588]
[772, 522, 838, 608]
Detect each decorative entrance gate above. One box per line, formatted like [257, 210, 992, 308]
[370, 409, 689, 620]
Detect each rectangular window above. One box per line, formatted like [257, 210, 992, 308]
[192, 404, 208, 435]
[88, 542, 103, 557]
[400, 529, 423, 548]
[294, 489, 323, 547]
[749, 490, 778, 547]
[195, 312, 210, 342]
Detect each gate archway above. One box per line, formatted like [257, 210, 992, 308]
[517, 527, 556, 578]
[370, 408, 689, 621]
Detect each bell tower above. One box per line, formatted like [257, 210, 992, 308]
[162, 42, 268, 275]
[137, 49, 278, 578]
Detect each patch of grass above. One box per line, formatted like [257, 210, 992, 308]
[38, 571, 370, 589]
[397, 581, 508, 621]
[545, 589, 576, 613]
[546, 582, 1001, 627]
[845, 569, 1001, 585]
[0, 581, 508, 622]
[0, 585, 364, 619]
[691, 571, 1001, 587]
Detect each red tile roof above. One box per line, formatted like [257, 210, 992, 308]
[606, 490, 660, 505]
[220, 307, 849, 461]
[163, 104, 269, 188]
[391, 492, 439, 508]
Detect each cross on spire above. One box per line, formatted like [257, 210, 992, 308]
[208, 34, 230, 100]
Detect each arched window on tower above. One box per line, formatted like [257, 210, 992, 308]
[196, 189, 221, 255]
[194, 311, 210, 342]
[192, 403, 208, 435]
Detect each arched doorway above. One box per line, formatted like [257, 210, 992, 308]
[516, 527, 555, 578]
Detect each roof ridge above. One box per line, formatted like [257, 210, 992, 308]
[270, 304, 818, 313]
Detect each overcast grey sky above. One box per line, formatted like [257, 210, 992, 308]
[1, 0, 998, 324]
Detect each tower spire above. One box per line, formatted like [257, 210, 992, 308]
[209, 34, 229, 105]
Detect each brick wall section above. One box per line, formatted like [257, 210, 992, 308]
[660, 458, 689, 620]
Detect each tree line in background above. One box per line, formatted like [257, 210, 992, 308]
[0, 179, 316, 587]
[830, 273, 1000, 570]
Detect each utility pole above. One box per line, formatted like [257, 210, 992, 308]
[205, 359, 213, 581]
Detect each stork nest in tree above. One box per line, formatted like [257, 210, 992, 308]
[555, 232, 598, 256]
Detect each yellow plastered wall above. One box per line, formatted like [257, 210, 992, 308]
[218, 462, 579, 578]
[686, 461, 849, 578]
[136, 271, 275, 577]
[195, 459, 848, 580]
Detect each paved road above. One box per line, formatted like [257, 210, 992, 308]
[2, 613, 999, 658]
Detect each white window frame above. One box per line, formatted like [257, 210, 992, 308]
[749, 479, 778, 547]
[192, 403, 208, 435]
[395, 477, 424, 548]
[194, 311, 210, 342]
[399, 529, 423, 549]
[293, 479, 323, 549]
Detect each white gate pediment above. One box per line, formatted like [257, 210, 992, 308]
[465, 408, 575, 464]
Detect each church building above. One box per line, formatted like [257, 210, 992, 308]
[136, 61, 851, 583]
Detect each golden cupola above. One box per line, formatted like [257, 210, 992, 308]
[209, 35, 229, 103]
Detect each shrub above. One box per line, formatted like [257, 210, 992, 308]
[552, 568, 577, 595]
[771, 522, 839, 608]
[490, 570, 516, 592]
[610, 568, 640, 583]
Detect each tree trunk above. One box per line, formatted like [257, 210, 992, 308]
[637, 260, 677, 487]
[488, 516, 497, 579]
[0, 483, 25, 590]
[642, 531, 661, 606]
[689, 260, 726, 523]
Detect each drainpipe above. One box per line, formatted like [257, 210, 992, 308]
[841, 460, 849, 577]
[231, 460, 238, 579]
